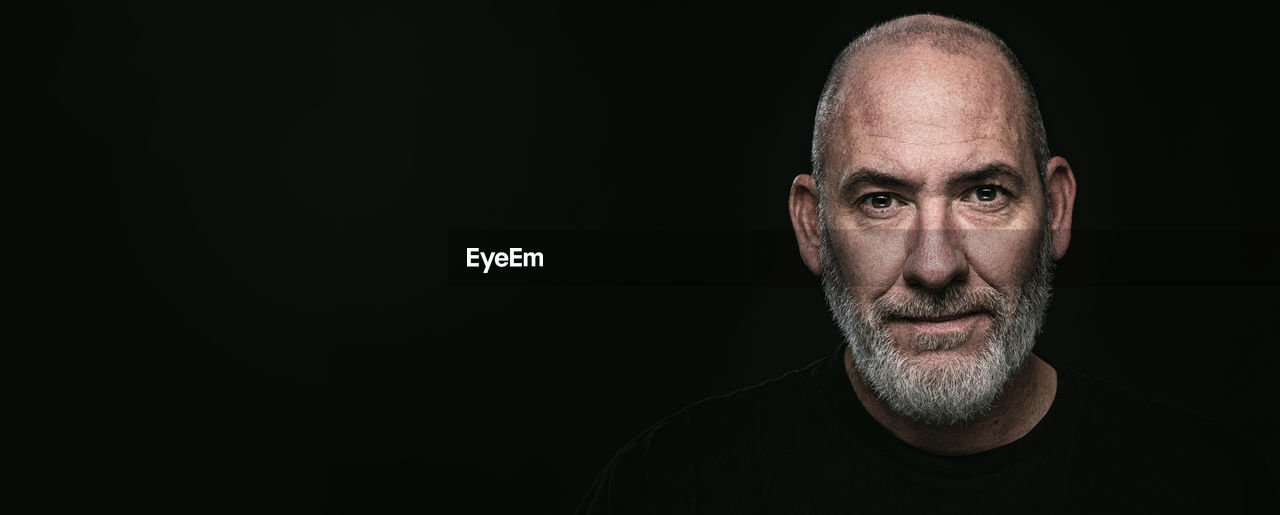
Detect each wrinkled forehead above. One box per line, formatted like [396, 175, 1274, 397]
[838, 44, 1030, 175]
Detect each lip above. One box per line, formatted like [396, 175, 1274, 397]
[889, 312, 985, 333]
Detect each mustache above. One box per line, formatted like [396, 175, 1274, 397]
[868, 288, 1006, 321]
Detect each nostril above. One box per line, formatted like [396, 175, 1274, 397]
[902, 231, 970, 290]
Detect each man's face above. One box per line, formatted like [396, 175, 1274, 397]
[819, 44, 1054, 425]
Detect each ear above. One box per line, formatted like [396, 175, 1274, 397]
[1043, 156, 1076, 260]
[789, 174, 824, 275]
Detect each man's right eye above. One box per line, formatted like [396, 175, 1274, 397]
[864, 193, 895, 209]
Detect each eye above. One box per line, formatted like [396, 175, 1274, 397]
[865, 193, 895, 209]
[968, 185, 1007, 203]
[856, 192, 903, 218]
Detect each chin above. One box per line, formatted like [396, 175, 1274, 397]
[903, 348, 983, 372]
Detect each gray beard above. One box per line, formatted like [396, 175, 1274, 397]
[820, 224, 1056, 426]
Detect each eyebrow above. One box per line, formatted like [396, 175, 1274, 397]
[952, 163, 1027, 190]
[838, 162, 1027, 197]
[840, 169, 917, 192]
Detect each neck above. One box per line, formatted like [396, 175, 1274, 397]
[842, 348, 1057, 455]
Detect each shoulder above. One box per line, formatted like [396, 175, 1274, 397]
[1058, 363, 1252, 451]
[578, 358, 831, 514]
[1054, 364, 1274, 510]
[634, 357, 829, 454]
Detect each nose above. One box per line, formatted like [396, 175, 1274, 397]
[901, 210, 969, 290]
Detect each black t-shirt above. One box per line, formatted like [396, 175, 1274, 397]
[579, 345, 1273, 513]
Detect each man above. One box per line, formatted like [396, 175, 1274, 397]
[580, 14, 1270, 513]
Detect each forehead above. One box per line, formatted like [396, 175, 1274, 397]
[839, 44, 1030, 180]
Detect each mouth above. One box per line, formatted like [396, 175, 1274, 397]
[888, 312, 986, 333]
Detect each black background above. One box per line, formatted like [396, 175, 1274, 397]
[17, 1, 1279, 511]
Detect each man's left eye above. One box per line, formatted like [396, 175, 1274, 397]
[970, 185, 1005, 203]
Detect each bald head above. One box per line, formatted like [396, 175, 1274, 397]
[811, 14, 1049, 198]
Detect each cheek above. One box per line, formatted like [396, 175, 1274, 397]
[962, 227, 1040, 291]
[836, 227, 910, 294]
